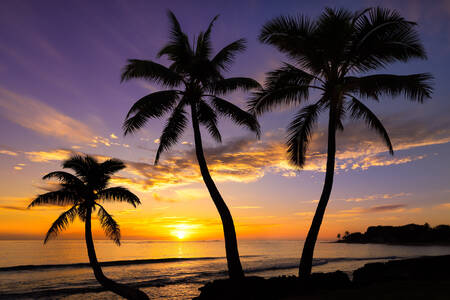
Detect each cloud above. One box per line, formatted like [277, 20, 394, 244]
[0, 149, 18, 156]
[0, 87, 95, 143]
[437, 203, 450, 209]
[19, 110, 450, 192]
[0, 205, 27, 211]
[363, 204, 407, 213]
[344, 192, 411, 203]
[233, 206, 262, 209]
[329, 204, 407, 217]
[110, 133, 118, 139]
[25, 149, 73, 162]
[294, 211, 314, 217]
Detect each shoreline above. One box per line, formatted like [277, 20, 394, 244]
[195, 255, 450, 300]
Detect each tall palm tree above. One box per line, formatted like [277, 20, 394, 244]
[250, 7, 433, 277]
[121, 11, 260, 279]
[28, 155, 148, 299]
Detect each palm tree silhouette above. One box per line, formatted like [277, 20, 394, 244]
[250, 7, 433, 277]
[28, 155, 148, 299]
[121, 11, 260, 279]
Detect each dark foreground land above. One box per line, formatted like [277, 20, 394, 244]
[195, 255, 450, 300]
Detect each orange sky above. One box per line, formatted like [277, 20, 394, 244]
[1, 0, 450, 242]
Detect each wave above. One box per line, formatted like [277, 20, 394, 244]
[0, 255, 260, 272]
[242, 256, 399, 275]
[0, 256, 402, 299]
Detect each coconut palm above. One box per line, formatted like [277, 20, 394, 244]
[250, 7, 433, 277]
[28, 155, 148, 299]
[121, 11, 260, 279]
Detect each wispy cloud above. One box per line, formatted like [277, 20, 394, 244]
[25, 149, 73, 162]
[0, 205, 27, 211]
[233, 206, 262, 209]
[20, 110, 450, 192]
[0, 149, 18, 156]
[343, 192, 411, 203]
[437, 203, 450, 209]
[0, 87, 95, 143]
[328, 204, 408, 218]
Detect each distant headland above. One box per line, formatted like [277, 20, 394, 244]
[337, 223, 450, 245]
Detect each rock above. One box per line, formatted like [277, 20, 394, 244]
[353, 255, 450, 285]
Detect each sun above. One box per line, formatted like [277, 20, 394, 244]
[173, 230, 187, 240]
[169, 223, 200, 240]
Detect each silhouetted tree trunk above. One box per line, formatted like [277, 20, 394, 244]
[191, 104, 245, 280]
[85, 207, 149, 299]
[298, 104, 337, 278]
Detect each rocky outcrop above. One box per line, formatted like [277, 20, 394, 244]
[338, 223, 450, 244]
[353, 255, 450, 285]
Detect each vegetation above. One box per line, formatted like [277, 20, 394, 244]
[338, 223, 450, 244]
[250, 7, 433, 277]
[121, 11, 260, 279]
[28, 155, 148, 299]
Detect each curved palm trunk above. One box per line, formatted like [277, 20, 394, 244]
[298, 105, 337, 278]
[85, 208, 149, 299]
[191, 104, 244, 280]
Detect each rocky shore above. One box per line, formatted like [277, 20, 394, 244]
[195, 255, 450, 300]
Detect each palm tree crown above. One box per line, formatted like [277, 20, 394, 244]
[122, 11, 261, 162]
[29, 155, 141, 245]
[251, 7, 433, 278]
[250, 7, 433, 167]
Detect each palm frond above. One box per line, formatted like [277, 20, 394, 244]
[265, 63, 317, 90]
[62, 155, 98, 179]
[97, 187, 141, 207]
[155, 102, 188, 164]
[346, 73, 433, 102]
[286, 101, 323, 168]
[207, 77, 261, 95]
[211, 97, 260, 137]
[248, 85, 310, 115]
[259, 15, 322, 73]
[121, 59, 182, 87]
[101, 159, 126, 176]
[123, 90, 180, 135]
[196, 15, 219, 59]
[42, 171, 84, 186]
[211, 39, 246, 71]
[77, 204, 88, 222]
[43, 205, 78, 243]
[28, 190, 79, 208]
[350, 7, 426, 71]
[197, 100, 222, 143]
[348, 97, 393, 154]
[97, 205, 121, 246]
[157, 11, 194, 70]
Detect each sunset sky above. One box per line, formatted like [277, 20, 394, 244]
[1, 0, 450, 241]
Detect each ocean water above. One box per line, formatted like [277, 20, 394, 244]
[1, 240, 450, 299]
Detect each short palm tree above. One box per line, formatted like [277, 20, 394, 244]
[28, 155, 148, 299]
[250, 7, 433, 277]
[121, 11, 260, 279]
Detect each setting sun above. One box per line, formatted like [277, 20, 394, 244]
[173, 230, 187, 240]
[168, 223, 200, 240]
[1, 1, 450, 299]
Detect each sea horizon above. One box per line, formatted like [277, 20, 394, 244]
[1, 239, 450, 299]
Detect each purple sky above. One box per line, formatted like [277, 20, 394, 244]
[0, 0, 449, 240]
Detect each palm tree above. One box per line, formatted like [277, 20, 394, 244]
[28, 155, 148, 299]
[250, 7, 433, 278]
[121, 11, 260, 279]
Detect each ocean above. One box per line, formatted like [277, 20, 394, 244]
[1, 240, 450, 299]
